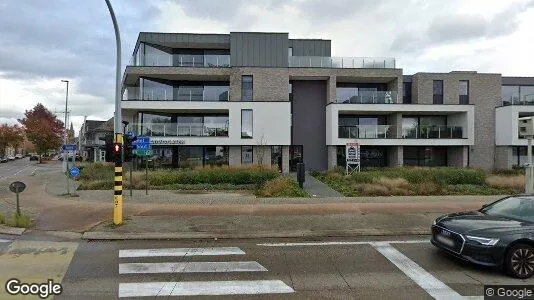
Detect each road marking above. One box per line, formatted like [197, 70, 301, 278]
[119, 261, 268, 274]
[0, 164, 31, 181]
[119, 280, 295, 297]
[0, 239, 11, 243]
[119, 247, 245, 258]
[371, 242, 463, 300]
[258, 239, 429, 247]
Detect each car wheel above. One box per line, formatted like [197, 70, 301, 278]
[505, 243, 534, 279]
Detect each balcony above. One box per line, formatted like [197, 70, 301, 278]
[133, 123, 229, 137]
[336, 91, 398, 104]
[289, 56, 396, 69]
[130, 54, 230, 67]
[339, 125, 396, 139]
[402, 126, 463, 139]
[123, 86, 230, 101]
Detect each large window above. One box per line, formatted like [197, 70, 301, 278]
[403, 147, 447, 167]
[175, 146, 229, 168]
[338, 115, 388, 139]
[433, 80, 443, 104]
[204, 146, 229, 166]
[336, 83, 389, 104]
[176, 114, 228, 137]
[403, 82, 412, 104]
[459, 80, 469, 104]
[139, 79, 229, 102]
[241, 109, 253, 138]
[242, 146, 253, 164]
[242, 75, 253, 101]
[141, 78, 173, 101]
[502, 85, 534, 106]
[139, 112, 172, 136]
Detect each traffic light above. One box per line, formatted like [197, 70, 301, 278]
[123, 135, 137, 162]
[113, 142, 122, 163]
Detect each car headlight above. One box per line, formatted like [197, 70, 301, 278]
[465, 235, 499, 246]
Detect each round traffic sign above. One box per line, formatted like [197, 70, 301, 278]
[69, 167, 80, 177]
[9, 181, 26, 194]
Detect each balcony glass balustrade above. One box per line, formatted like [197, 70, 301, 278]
[336, 90, 398, 104]
[130, 53, 230, 67]
[337, 125, 464, 139]
[123, 86, 230, 101]
[132, 123, 229, 137]
[402, 126, 463, 139]
[289, 56, 396, 68]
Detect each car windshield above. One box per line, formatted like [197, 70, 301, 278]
[481, 196, 534, 223]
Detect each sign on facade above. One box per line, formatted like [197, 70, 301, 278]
[346, 142, 360, 175]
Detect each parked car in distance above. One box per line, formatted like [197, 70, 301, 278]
[6, 156, 15, 161]
[29, 155, 40, 161]
[0, 157, 7, 163]
[431, 195, 534, 278]
[15, 154, 23, 159]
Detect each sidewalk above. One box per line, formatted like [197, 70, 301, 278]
[289, 172, 343, 197]
[1, 166, 506, 238]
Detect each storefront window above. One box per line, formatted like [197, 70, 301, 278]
[403, 147, 447, 167]
[204, 146, 229, 166]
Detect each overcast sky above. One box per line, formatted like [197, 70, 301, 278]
[1, 0, 534, 135]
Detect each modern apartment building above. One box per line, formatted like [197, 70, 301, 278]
[121, 32, 534, 172]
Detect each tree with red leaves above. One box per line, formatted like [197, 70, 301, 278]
[0, 124, 24, 156]
[18, 103, 64, 156]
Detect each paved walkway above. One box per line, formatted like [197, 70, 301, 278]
[289, 172, 343, 198]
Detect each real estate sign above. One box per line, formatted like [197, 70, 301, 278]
[345, 142, 361, 174]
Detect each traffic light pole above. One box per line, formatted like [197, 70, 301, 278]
[106, 0, 123, 225]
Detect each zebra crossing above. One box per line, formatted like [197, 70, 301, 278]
[118, 246, 295, 297]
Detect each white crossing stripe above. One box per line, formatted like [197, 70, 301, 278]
[119, 247, 245, 258]
[119, 261, 267, 274]
[119, 280, 295, 297]
[0, 239, 12, 243]
[371, 242, 463, 300]
[258, 239, 429, 247]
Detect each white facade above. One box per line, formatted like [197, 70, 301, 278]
[122, 101, 291, 146]
[326, 104, 475, 146]
[495, 105, 534, 146]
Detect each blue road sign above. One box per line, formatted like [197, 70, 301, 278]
[127, 131, 135, 138]
[136, 143, 151, 150]
[62, 144, 78, 151]
[69, 167, 80, 177]
[135, 136, 150, 145]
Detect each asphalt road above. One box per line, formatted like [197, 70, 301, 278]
[0, 157, 37, 182]
[26, 235, 527, 300]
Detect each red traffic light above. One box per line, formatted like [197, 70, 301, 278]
[113, 143, 122, 153]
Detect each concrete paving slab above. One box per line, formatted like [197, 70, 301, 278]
[0, 224, 25, 235]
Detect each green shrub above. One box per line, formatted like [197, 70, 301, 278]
[78, 180, 114, 190]
[1, 213, 32, 228]
[256, 177, 308, 197]
[78, 163, 114, 181]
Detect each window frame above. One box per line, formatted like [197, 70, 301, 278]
[241, 146, 254, 164]
[241, 75, 253, 101]
[241, 109, 253, 139]
[433, 80, 444, 104]
[459, 80, 469, 104]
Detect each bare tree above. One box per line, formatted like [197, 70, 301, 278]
[255, 132, 268, 168]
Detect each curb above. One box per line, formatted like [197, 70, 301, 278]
[82, 228, 430, 240]
[0, 225, 26, 236]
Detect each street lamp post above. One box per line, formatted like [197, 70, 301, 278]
[61, 80, 70, 196]
[105, 0, 123, 225]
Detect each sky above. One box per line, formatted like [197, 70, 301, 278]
[1, 0, 534, 135]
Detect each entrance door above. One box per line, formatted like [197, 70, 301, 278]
[289, 145, 303, 172]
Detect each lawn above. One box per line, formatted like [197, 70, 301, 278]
[75, 163, 308, 197]
[312, 167, 523, 196]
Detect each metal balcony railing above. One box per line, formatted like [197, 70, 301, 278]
[289, 56, 396, 68]
[402, 126, 464, 139]
[336, 91, 398, 104]
[132, 123, 229, 137]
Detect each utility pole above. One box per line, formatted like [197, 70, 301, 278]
[105, 0, 123, 225]
[60, 80, 70, 196]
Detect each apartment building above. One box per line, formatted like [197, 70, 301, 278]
[121, 31, 533, 172]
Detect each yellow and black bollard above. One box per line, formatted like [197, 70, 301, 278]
[113, 134, 123, 225]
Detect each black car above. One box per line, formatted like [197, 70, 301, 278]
[431, 195, 534, 278]
[29, 155, 39, 161]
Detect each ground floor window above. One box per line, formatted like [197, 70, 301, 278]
[149, 145, 228, 168]
[271, 146, 282, 172]
[512, 146, 534, 166]
[242, 146, 253, 164]
[403, 146, 447, 167]
[337, 146, 388, 168]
